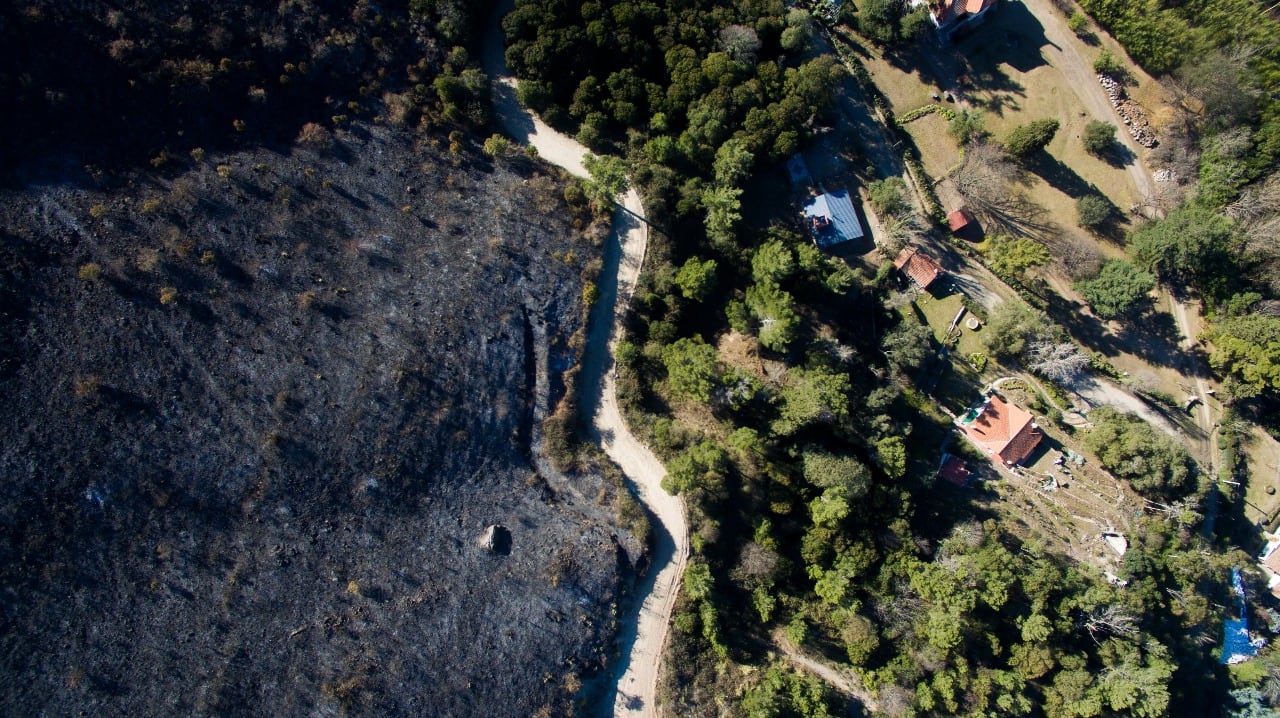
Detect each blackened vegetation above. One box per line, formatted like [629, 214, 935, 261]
[0, 0, 490, 174]
[0, 126, 633, 716]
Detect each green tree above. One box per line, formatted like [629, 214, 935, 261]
[856, 0, 906, 44]
[702, 184, 743, 246]
[1076, 194, 1114, 229]
[1005, 118, 1061, 157]
[662, 441, 730, 497]
[1130, 203, 1235, 293]
[881, 320, 933, 371]
[986, 235, 1051, 283]
[801, 450, 870, 498]
[1082, 120, 1117, 156]
[875, 436, 908, 480]
[1205, 313, 1280, 398]
[746, 282, 801, 352]
[661, 337, 721, 401]
[674, 256, 718, 301]
[1083, 407, 1197, 498]
[774, 366, 851, 436]
[841, 613, 880, 667]
[949, 109, 988, 146]
[1074, 260, 1155, 319]
[752, 239, 797, 286]
[712, 138, 754, 186]
[983, 303, 1044, 359]
[868, 177, 909, 218]
[582, 153, 629, 203]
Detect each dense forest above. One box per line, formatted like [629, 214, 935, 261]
[504, 0, 1268, 716]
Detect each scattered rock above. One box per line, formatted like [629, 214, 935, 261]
[482, 524, 513, 555]
[1098, 74, 1158, 148]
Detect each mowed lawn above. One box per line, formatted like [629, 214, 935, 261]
[852, 4, 1162, 241]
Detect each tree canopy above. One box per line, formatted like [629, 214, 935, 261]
[1005, 119, 1061, 157]
[1075, 260, 1156, 319]
[1083, 407, 1198, 498]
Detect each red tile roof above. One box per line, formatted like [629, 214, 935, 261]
[934, 0, 998, 24]
[947, 208, 974, 232]
[939, 455, 971, 486]
[894, 247, 944, 290]
[962, 394, 1042, 465]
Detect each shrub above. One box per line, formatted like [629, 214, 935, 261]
[1092, 49, 1123, 76]
[159, 286, 178, 305]
[1068, 12, 1089, 35]
[296, 122, 332, 148]
[1075, 194, 1113, 228]
[77, 262, 102, 281]
[482, 134, 511, 157]
[1082, 120, 1117, 156]
[1004, 119, 1060, 157]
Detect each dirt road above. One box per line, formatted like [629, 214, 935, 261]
[774, 631, 878, 714]
[484, 9, 687, 718]
[1018, 0, 1157, 206]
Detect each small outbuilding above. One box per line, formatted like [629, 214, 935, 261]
[929, 0, 1000, 42]
[947, 208, 975, 233]
[894, 246, 945, 291]
[938, 454, 972, 487]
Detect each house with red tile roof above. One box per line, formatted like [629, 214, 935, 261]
[929, 0, 999, 42]
[960, 393, 1042, 466]
[894, 246, 944, 291]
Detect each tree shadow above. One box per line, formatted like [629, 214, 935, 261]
[1097, 141, 1138, 169]
[1043, 293, 1191, 371]
[1025, 153, 1096, 199]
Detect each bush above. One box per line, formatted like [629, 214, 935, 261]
[77, 263, 102, 281]
[1082, 121, 1116, 156]
[868, 177, 910, 218]
[1074, 260, 1155, 318]
[1092, 49, 1124, 76]
[1068, 12, 1089, 35]
[1004, 119, 1060, 157]
[1075, 194, 1113, 228]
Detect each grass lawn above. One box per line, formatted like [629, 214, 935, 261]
[911, 289, 987, 361]
[1243, 426, 1280, 527]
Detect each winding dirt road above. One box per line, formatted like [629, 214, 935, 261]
[483, 10, 688, 718]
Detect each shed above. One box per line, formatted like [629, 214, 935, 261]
[893, 246, 945, 291]
[947, 208, 976, 233]
[786, 154, 812, 185]
[938, 454, 972, 487]
[802, 189, 864, 249]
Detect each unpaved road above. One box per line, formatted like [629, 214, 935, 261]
[774, 631, 878, 714]
[1018, 0, 1157, 207]
[484, 9, 687, 718]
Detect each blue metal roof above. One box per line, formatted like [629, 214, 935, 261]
[803, 189, 864, 248]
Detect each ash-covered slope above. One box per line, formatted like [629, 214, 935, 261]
[0, 126, 628, 716]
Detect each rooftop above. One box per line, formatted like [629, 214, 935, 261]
[961, 393, 1042, 466]
[893, 246, 944, 290]
[947, 208, 975, 232]
[802, 189, 864, 249]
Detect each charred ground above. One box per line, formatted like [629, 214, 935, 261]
[0, 123, 638, 716]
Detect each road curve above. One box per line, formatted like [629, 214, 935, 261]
[483, 9, 688, 718]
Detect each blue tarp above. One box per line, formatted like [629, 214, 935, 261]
[1221, 568, 1263, 664]
[803, 189, 864, 248]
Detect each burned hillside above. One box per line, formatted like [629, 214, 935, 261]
[0, 125, 634, 716]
